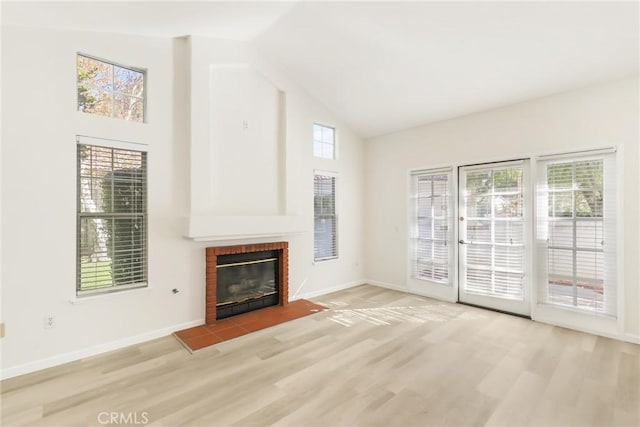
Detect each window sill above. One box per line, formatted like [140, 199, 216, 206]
[69, 284, 151, 305]
[314, 256, 338, 263]
[535, 301, 616, 320]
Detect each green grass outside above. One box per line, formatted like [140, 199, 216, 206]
[80, 260, 113, 290]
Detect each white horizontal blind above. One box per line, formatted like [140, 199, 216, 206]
[463, 165, 525, 300]
[536, 152, 617, 315]
[77, 143, 147, 294]
[411, 169, 452, 284]
[314, 172, 337, 260]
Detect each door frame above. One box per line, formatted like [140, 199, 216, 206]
[457, 159, 533, 316]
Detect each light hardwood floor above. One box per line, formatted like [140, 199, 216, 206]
[2, 285, 639, 426]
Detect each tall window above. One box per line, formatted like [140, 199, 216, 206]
[411, 169, 453, 284]
[77, 54, 145, 122]
[537, 151, 617, 315]
[313, 123, 335, 159]
[314, 172, 338, 261]
[77, 140, 148, 295]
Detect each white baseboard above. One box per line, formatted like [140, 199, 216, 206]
[293, 280, 366, 300]
[367, 279, 457, 303]
[366, 279, 406, 292]
[367, 280, 639, 344]
[0, 319, 204, 380]
[5, 283, 637, 380]
[621, 332, 640, 344]
[533, 317, 640, 345]
[1, 280, 365, 381]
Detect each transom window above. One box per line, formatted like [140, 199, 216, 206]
[313, 123, 335, 159]
[77, 54, 145, 122]
[77, 140, 148, 295]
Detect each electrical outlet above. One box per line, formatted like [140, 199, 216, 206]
[43, 316, 54, 329]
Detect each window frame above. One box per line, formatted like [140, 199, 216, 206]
[314, 170, 338, 262]
[76, 53, 147, 123]
[76, 136, 149, 297]
[536, 149, 618, 317]
[410, 167, 454, 286]
[313, 123, 336, 160]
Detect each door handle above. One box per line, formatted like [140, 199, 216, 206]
[459, 240, 465, 244]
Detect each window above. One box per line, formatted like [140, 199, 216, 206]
[77, 54, 145, 122]
[411, 168, 453, 284]
[313, 123, 335, 159]
[314, 172, 337, 260]
[537, 151, 617, 315]
[77, 140, 147, 295]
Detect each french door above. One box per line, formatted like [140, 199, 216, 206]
[458, 160, 530, 316]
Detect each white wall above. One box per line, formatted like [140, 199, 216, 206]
[209, 65, 283, 216]
[364, 77, 640, 342]
[186, 36, 365, 299]
[0, 27, 365, 378]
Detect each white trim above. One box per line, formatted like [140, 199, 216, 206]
[457, 159, 532, 316]
[69, 284, 152, 304]
[76, 53, 147, 124]
[532, 304, 637, 343]
[410, 166, 453, 176]
[614, 145, 625, 334]
[0, 319, 203, 380]
[185, 215, 305, 242]
[460, 158, 525, 171]
[536, 146, 616, 161]
[406, 167, 456, 301]
[77, 52, 147, 79]
[534, 149, 620, 328]
[76, 135, 149, 152]
[621, 333, 640, 345]
[368, 279, 457, 303]
[367, 279, 406, 292]
[313, 169, 338, 178]
[293, 280, 365, 300]
[312, 123, 337, 160]
[364, 281, 638, 343]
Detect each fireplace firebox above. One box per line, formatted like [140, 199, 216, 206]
[206, 242, 288, 324]
[216, 250, 279, 319]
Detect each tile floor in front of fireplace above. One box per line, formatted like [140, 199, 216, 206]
[173, 299, 327, 351]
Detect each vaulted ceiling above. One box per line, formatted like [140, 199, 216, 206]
[3, 1, 638, 138]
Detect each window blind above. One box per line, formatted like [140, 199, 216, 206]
[462, 164, 525, 299]
[411, 168, 452, 284]
[77, 143, 148, 294]
[314, 172, 337, 260]
[536, 151, 617, 315]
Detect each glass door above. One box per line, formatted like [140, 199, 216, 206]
[458, 160, 530, 316]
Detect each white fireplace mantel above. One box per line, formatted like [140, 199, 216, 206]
[184, 215, 306, 242]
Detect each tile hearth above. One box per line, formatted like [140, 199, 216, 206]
[174, 299, 327, 352]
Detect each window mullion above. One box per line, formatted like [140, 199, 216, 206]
[431, 179, 435, 280]
[572, 162, 578, 307]
[493, 174, 497, 293]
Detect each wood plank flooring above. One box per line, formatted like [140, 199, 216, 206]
[1, 284, 638, 426]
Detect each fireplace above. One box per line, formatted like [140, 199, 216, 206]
[206, 242, 288, 324]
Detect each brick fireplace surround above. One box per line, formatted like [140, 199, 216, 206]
[205, 242, 289, 325]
